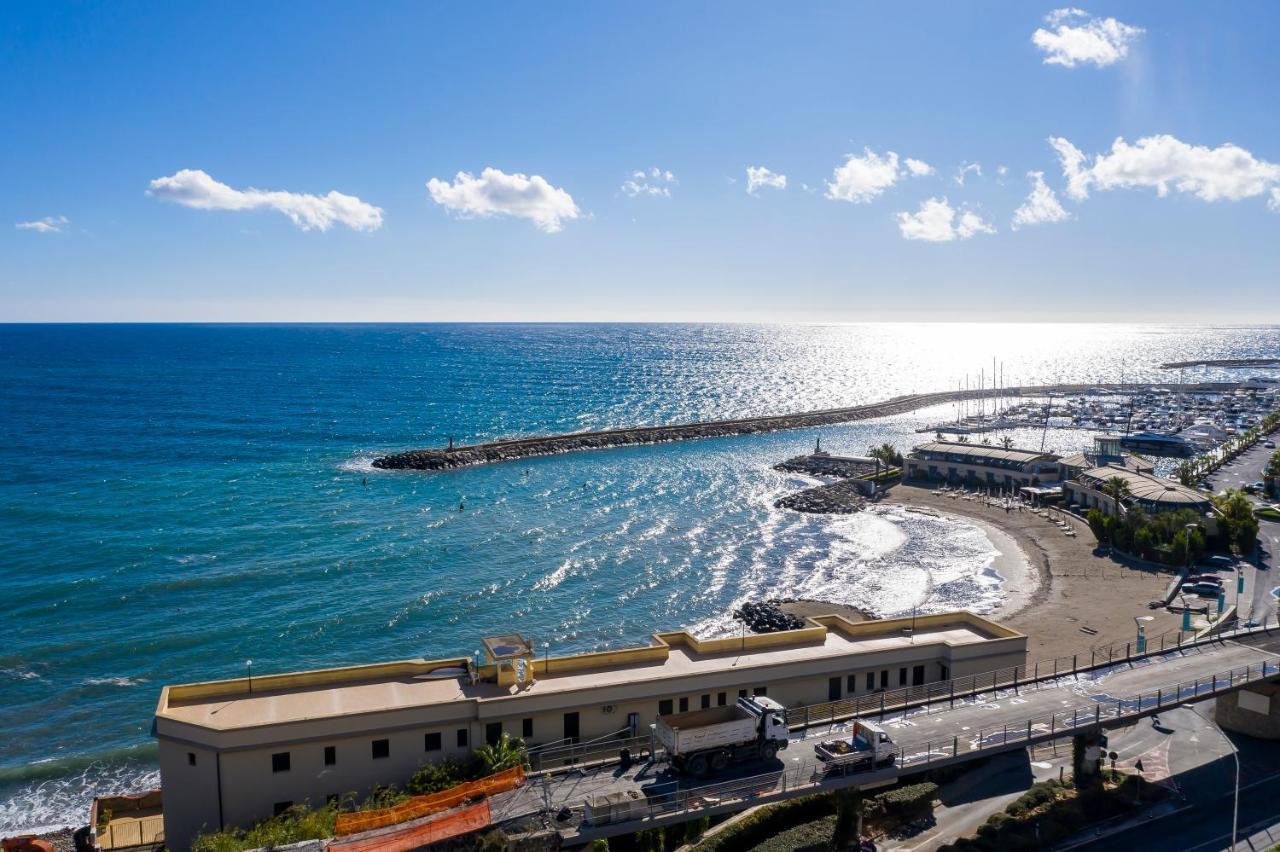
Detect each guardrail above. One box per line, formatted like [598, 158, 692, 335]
[578, 651, 1280, 834]
[528, 732, 653, 773]
[787, 614, 1266, 734]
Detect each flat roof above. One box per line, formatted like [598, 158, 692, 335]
[911, 441, 1059, 465]
[158, 614, 1014, 733]
[1076, 465, 1211, 507]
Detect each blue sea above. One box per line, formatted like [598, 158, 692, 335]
[2, 322, 1277, 830]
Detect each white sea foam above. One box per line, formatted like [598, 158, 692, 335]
[0, 759, 160, 834]
[83, 676, 147, 687]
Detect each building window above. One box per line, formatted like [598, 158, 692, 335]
[679, 697, 689, 712]
[271, 752, 291, 773]
[659, 699, 673, 716]
[717, 692, 727, 706]
[738, 689, 748, 699]
[424, 733, 441, 752]
[866, 672, 875, 691]
[187, 752, 196, 767]
[273, 802, 293, 817]
[753, 686, 768, 697]
[879, 670, 888, 689]
[324, 745, 337, 765]
[701, 694, 711, 709]
[899, 667, 907, 687]
[913, 665, 926, 686]
[940, 664, 950, 681]
[372, 739, 390, 760]
[522, 718, 534, 739]
[457, 729, 468, 748]
[485, 722, 502, 746]
[847, 675, 857, 695]
[828, 677, 842, 701]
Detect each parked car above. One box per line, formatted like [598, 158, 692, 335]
[1185, 574, 1223, 586]
[1199, 555, 1236, 569]
[1265, 440, 1276, 449]
[1182, 581, 1223, 597]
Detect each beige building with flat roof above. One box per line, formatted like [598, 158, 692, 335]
[154, 612, 1025, 850]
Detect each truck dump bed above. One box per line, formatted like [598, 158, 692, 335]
[655, 705, 757, 755]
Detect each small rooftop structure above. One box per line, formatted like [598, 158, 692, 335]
[1067, 465, 1214, 518]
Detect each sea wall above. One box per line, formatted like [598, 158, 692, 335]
[372, 382, 1239, 471]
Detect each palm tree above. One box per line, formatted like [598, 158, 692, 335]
[1103, 476, 1132, 513]
[475, 732, 527, 773]
[1000, 436, 1014, 450]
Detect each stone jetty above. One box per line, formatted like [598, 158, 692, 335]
[372, 382, 1239, 471]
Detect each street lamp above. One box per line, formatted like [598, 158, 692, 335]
[1184, 522, 1199, 573]
[1186, 702, 1240, 851]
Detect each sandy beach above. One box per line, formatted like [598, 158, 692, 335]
[882, 483, 1188, 661]
[781, 481, 1190, 663]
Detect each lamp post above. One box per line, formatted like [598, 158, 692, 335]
[1185, 522, 1198, 574]
[1187, 702, 1239, 851]
[245, 660, 253, 695]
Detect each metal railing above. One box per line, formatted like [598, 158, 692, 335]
[528, 730, 652, 773]
[578, 652, 1280, 833]
[788, 614, 1270, 733]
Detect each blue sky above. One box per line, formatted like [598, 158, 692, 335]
[3, 2, 1279, 322]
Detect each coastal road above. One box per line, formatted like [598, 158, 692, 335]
[492, 629, 1280, 840]
[1205, 438, 1279, 625]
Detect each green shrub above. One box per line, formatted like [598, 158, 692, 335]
[474, 829, 507, 852]
[407, 756, 482, 794]
[689, 794, 835, 851]
[874, 781, 938, 817]
[192, 802, 338, 852]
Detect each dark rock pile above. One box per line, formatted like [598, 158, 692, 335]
[774, 479, 867, 514]
[733, 600, 805, 633]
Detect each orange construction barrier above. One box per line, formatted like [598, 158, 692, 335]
[329, 801, 490, 852]
[334, 766, 524, 836]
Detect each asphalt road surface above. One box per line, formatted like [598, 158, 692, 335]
[493, 630, 1280, 836]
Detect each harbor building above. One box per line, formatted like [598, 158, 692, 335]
[1063, 465, 1216, 526]
[1057, 434, 1154, 482]
[153, 612, 1025, 850]
[903, 441, 1062, 489]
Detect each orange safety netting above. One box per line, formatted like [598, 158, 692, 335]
[334, 766, 524, 836]
[329, 800, 490, 852]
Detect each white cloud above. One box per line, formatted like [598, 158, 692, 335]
[148, 169, 382, 232]
[621, 167, 677, 198]
[904, 158, 935, 177]
[1012, 171, 1071, 230]
[1033, 9, 1144, 68]
[895, 197, 995, 242]
[15, 215, 68, 233]
[1050, 134, 1280, 205]
[745, 166, 787, 195]
[427, 167, 580, 233]
[826, 148, 929, 203]
[954, 162, 982, 186]
[1271, 188, 1280, 212]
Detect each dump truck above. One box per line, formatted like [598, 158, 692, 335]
[814, 719, 896, 771]
[655, 696, 790, 776]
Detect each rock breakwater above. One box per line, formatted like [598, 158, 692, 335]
[774, 479, 867, 514]
[372, 382, 1238, 471]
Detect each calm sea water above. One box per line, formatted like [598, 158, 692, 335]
[2, 322, 1277, 830]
